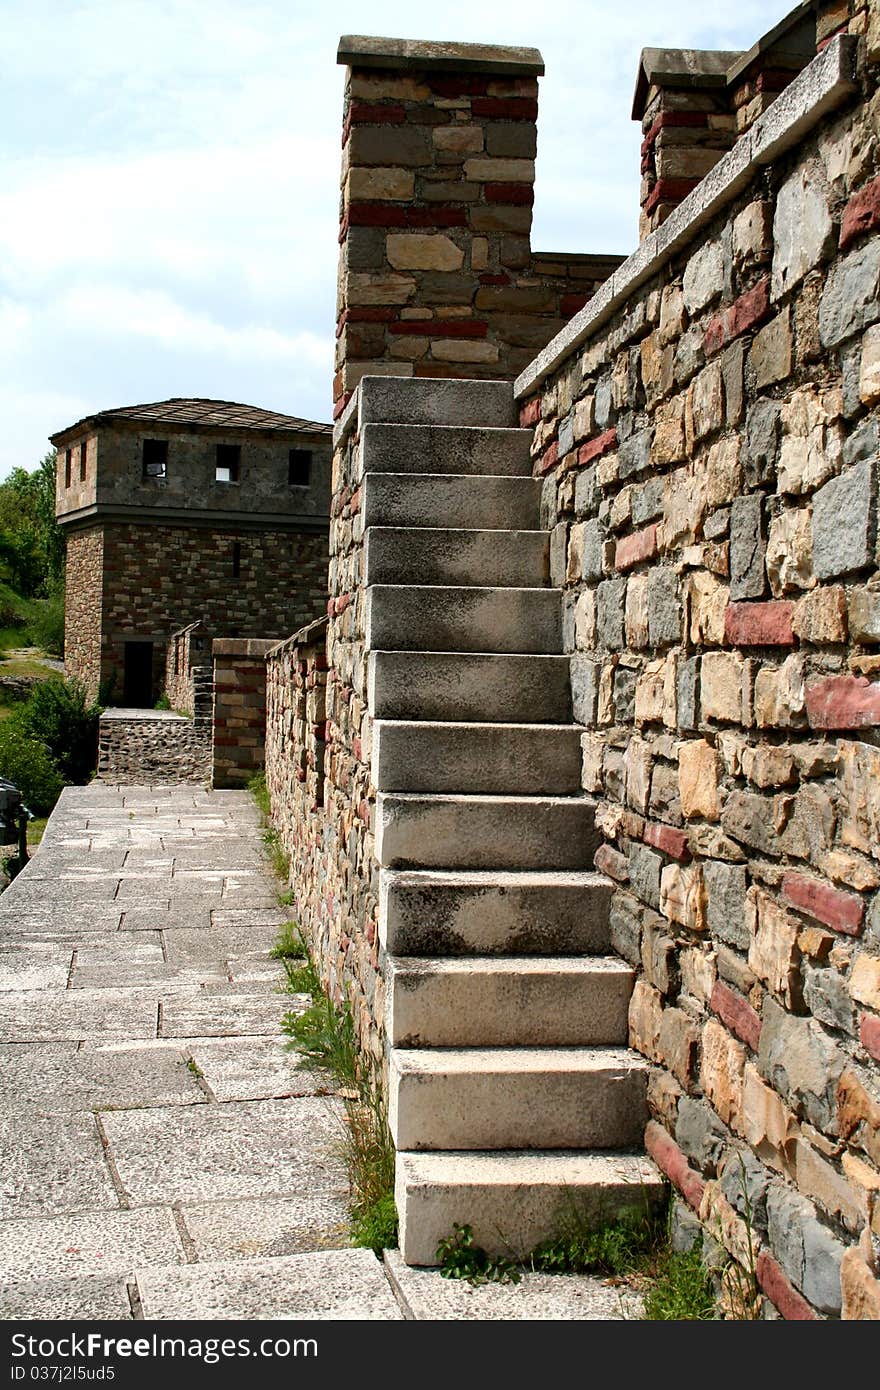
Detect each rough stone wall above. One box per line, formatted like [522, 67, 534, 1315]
[212, 639, 276, 789]
[96, 713, 211, 784]
[164, 623, 213, 723]
[334, 36, 623, 418]
[516, 16, 880, 1318]
[86, 520, 327, 701]
[64, 529, 103, 698]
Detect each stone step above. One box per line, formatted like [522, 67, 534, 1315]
[362, 472, 542, 530]
[357, 375, 517, 429]
[364, 527, 548, 589]
[379, 869, 613, 956]
[389, 1047, 650, 1151]
[396, 1150, 665, 1265]
[372, 721, 581, 794]
[368, 652, 571, 722]
[386, 956, 634, 1047]
[375, 793, 600, 871]
[360, 423, 531, 477]
[365, 585, 561, 655]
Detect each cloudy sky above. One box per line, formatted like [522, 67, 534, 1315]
[1, 0, 795, 478]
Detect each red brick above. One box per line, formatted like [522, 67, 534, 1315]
[403, 206, 469, 228]
[644, 822, 690, 861]
[615, 524, 659, 572]
[337, 212, 349, 244]
[427, 75, 488, 97]
[389, 319, 487, 338]
[755, 68, 796, 94]
[471, 97, 538, 120]
[782, 873, 864, 936]
[334, 593, 352, 615]
[519, 398, 541, 428]
[348, 101, 406, 125]
[484, 183, 534, 205]
[724, 601, 795, 647]
[336, 307, 396, 337]
[703, 277, 771, 357]
[577, 427, 618, 466]
[805, 674, 880, 729]
[560, 293, 588, 316]
[756, 1251, 819, 1321]
[479, 273, 512, 286]
[643, 177, 700, 215]
[594, 843, 630, 883]
[332, 392, 351, 420]
[641, 110, 709, 156]
[711, 980, 762, 1051]
[533, 440, 558, 478]
[861, 1014, 880, 1062]
[839, 174, 880, 252]
[644, 1121, 705, 1211]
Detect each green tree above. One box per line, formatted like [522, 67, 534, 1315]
[0, 453, 65, 598]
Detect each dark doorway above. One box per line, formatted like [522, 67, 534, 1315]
[123, 641, 154, 707]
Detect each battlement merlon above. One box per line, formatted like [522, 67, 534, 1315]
[337, 35, 544, 76]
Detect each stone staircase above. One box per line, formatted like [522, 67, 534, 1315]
[358, 376, 663, 1266]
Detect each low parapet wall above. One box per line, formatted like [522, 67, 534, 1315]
[212, 639, 277, 789]
[96, 710, 211, 785]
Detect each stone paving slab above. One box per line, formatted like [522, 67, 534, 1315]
[136, 1248, 404, 1320]
[0, 1208, 185, 1282]
[100, 1097, 347, 1204]
[121, 906, 212, 931]
[179, 1195, 350, 1260]
[0, 909, 125, 938]
[0, 987, 158, 1042]
[383, 1250, 644, 1320]
[0, 1042, 205, 1112]
[164, 925, 282, 967]
[159, 992, 291, 1038]
[185, 1036, 328, 1102]
[0, 942, 72, 991]
[211, 908, 291, 928]
[0, 1275, 133, 1320]
[0, 1112, 119, 1217]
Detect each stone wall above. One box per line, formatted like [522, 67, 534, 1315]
[74, 519, 327, 702]
[164, 622, 213, 723]
[212, 639, 276, 789]
[514, 17, 880, 1319]
[334, 35, 624, 419]
[96, 711, 211, 784]
[64, 529, 103, 696]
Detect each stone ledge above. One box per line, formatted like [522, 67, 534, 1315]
[515, 34, 858, 401]
[337, 34, 544, 76]
[212, 639, 279, 660]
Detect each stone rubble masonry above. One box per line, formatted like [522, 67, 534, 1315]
[333, 36, 624, 417]
[96, 712, 211, 784]
[514, 6, 880, 1320]
[211, 640, 276, 789]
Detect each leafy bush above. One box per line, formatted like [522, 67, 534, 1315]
[26, 590, 65, 657]
[15, 677, 101, 784]
[0, 721, 64, 815]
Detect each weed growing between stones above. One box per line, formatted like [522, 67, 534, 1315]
[270, 922, 308, 961]
[247, 771, 293, 904]
[276, 924, 398, 1256]
[436, 1224, 522, 1286]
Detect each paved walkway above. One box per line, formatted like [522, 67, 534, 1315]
[0, 785, 641, 1321]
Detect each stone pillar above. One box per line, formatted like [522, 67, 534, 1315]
[211, 638, 276, 788]
[335, 35, 547, 416]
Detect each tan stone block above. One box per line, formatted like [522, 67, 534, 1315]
[471, 237, 489, 271]
[661, 466, 706, 549]
[430, 338, 499, 363]
[634, 652, 677, 728]
[841, 1149, 880, 1222]
[581, 732, 604, 793]
[820, 850, 880, 893]
[389, 336, 429, 360]
[658, 284, 685, 346]
[647, 1068, 683, 1132]
[661, 861, 706, 931]
[747, 886, 800, 1007]
[678, 739, 720, 821]
[753, 654, 805, 729]
[681, 944, 717, 1004]
[701, 1016, 746, 1128]
[686, 362, 724, 450]
[342, 359, 413, 391]
[386, 234, 464, 272]
[794, 1138, 864, 1231]
[778, 385, 843, 495]
[566, 523, 585, 585]
[625, 735, 652, 814]
[687, 570, 728, 645]
[742, 1061, 799, 1170]
[574, 589, 596, 648]
[766, 507, 814, 596]
[701, 651, 744, 723]
[349, 73, 431, 101]
[629, 978, 663, 1061]
[838, 740, 880, 859]
[732, 200, 772, 266]
[347, 166, 414, 201]
[640, 332, 674, 404]
[850, 954, 880, 1011]
[347, 272, 416, 306]
[741, 744, 796, 788]
[842, 1248, 880, 1320]
[792, 585, 847, 644]
[658, 1005, 700, 1087]
[462, 157, 535, 182]
[699, 1180, 756, 1273]
[573, 393, 595, 442]
[432, 125, 484, 155]
[625, 573, 650, 648]
[652, 396, 686, 465]
[597, 663, 614, 725]
[859, 324, 880, 406]
[748, 311, 792, 388]
[609, 487, 632, 531]
[705, 436, 742, 508]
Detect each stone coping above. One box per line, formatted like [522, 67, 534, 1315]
[515, 33, 857, 401]
[99, 709, 188, 722]
[264, 615, 329, 661]
[337, 34, 544, 76]
[212, 639, 279, 660]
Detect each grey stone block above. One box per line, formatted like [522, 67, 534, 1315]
[570, 655, 600, 724]
[767, 1182, 806, 1288]
[647, 568, 681, 647]
[803, 964, 853, 1032]
[608, 893, 643, 968]
[594, 376, 614, 429]
[581, 517, 605, 582]
[597, 578, 626, 650]
[613, 666, 637, 722]
[365, 525, 549, 589]
[771, 160, 834, 302]
[670, 1197, 703, 1254]
[558, 412, 575, 459]
[677, 657, 699, 733]
[730, 494, 766, 600]
[744, 399, 780, 489]
[649, 763, 682, 825]
[757, 997, 845, 1132]
[675, 1097, 729, 1174]
[703, 860, 749, 950]
[812, 460, 876, 579]
[719, 1147, 769, 1228]
[703, 507, 730, 541]
[818, 239, 880, 348]
[631, 475, 664, 527]
[574, 466, 598, 517]
[618, 427, 653, 480]
[802, 1216, 846, 1315]
[627, 843, 662, 910]
[843, 417, 879, 469]
[674, 326, 704, 386]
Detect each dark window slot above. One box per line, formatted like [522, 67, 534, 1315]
[288, 448, 312, 487]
